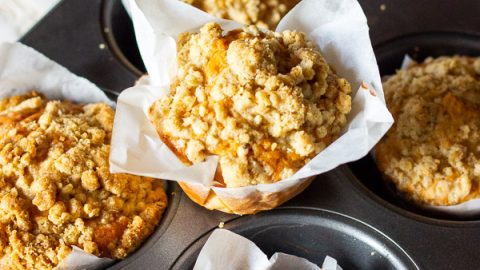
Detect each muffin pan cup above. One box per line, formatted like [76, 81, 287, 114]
[171, 207, 419, 270]
[19, 0, 480, 269]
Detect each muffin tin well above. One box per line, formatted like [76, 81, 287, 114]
[349, 31, 480, 221]
[374, 31, 480, 76]
[101, 0, 145, 76]
[171, 208, 418, 270]
[18, 0, 480, 269]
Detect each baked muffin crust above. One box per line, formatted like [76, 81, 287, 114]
[0, 92, 167, 269]
[149, 23, 351, 188]
[181, 0, 299, 29]
[376, 56, 480, 206]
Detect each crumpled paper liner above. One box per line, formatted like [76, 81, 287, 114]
[379, 55, 480, 217]
[0, 42, 114, 269]
[193, 229, 342, 270]
[55, 247, 113, 270]
[179, 177, 314, 214]
[109, 0, 394, 214]
[0, 0, 60, 43]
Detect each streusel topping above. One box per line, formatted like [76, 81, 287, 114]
[181, 0, 299, 30]
[149, 23, 351, 188]
[0, 92, 167, 270]
[376, 56, 480, 206]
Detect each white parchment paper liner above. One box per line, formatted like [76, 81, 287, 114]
[110, 0, 393, 207]
[193, 229, 342, 270]
[381, 55, 480, 216]
[0, 42, 114, 269]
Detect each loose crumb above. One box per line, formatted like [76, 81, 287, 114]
[361, 81, 369, 89]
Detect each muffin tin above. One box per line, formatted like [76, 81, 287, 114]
[20, 0, 480, 269]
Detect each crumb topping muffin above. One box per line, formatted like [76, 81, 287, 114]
[149, 23, 351, 188]
[0, 92, 167, 270]
[376, 56, 480, 206]
[181, 0, 299, 30]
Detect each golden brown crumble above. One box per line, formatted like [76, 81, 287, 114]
[0, 92, 167, 270]
[181, 0, 299, 30]
[149, 23, 351, 188]
[376, 56, 480, 206]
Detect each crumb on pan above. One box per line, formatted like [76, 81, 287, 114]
[149, 23, 352, 188]
[376, 56, 480, 206]
[181, 0, 300, 30]
[0, 92, 167, 270]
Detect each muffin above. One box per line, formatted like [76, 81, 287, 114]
[148, 23, 351, 213]
[376, 56, 480, 206]
[0, 92, 167, 269]
[181, 0, 299, 29]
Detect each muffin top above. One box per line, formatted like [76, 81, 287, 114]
[0, 92, 167, 270]
[149, 23, 351, 188]
[181, 0, 299, 30]
[376, 56, 480, 206]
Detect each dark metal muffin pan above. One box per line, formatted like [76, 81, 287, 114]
[20, 0, 480, 269]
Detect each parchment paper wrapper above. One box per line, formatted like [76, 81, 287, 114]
[193, 229, 342, 270]
[121, 0, 132, 16]
[110, 0, 394, 214]
[0, 42, 114, 269]
[380, 55, 480, 216]
[0, 0, 60, 43]
[55, 247, 113, 270]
